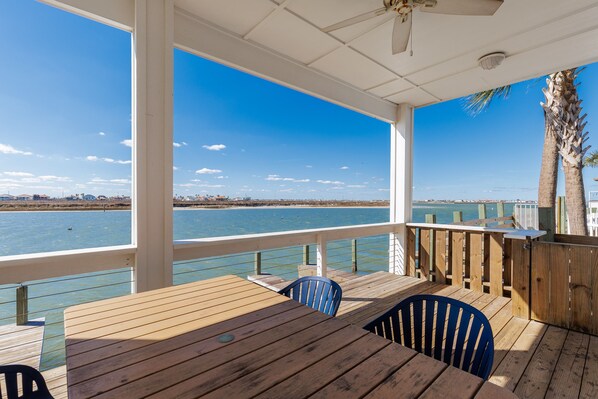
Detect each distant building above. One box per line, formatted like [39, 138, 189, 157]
[16, 194, 33, 201]
[97, 195, 108, 201]
[83, 194, 97, 201]
[33, 194, 49, 200]
[0, 194, 14, 201]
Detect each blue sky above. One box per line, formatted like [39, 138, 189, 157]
[1, 1, 597, 201]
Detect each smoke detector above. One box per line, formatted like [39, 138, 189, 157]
[478, 52, 506, 70]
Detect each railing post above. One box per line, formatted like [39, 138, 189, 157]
[316, 235, 327, 277]
[16, 285, 28, 326]
[303, 245, 310, 265]
[254, 252, 262, 275]
[478, 204, 487, 227]
[497, 202, 505, 226]
[425, 214, 436, 274]
[351, 239, 357, 273]
[453, 211, 463, 223]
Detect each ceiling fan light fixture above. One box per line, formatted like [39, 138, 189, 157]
[478, 52, 506, 70]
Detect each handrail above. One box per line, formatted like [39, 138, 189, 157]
[406, 222, 545, 239]
[0, 245, 135, 285]
[173, 222, 401, 261]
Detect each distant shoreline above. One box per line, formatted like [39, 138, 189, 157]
[0, 199, 391, 212]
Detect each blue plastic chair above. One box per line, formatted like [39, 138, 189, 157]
[364, 294, 494, 379]
[278, 276, 342, 317]
[0, 364, 54, 399]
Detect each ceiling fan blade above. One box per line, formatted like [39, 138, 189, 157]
[322, 7, 389, 33]
[420, 0, 503, 16]
[392, 14, 412, 55]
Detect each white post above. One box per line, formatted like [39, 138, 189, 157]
[316, 234, 327, 277]
[132, 0, 174, 292]
[389, 104, 414, 275]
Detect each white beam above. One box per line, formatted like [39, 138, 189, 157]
[0, 246, 135, 285]
[39, 0, 134, 31]
[173, 10, 397, 124]
[389, 104, 414, 275]
[132, 0, 174, 292]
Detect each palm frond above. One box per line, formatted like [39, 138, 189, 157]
[464, 85, 512, 116]
[584, 150, 598, 167]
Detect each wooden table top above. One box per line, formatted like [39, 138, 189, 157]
[64, 275, 517, 398]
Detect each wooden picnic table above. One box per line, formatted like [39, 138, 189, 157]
[64, 275, 517, 398]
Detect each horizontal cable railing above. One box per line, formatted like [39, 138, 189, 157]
[173, 231, 393, 287]
[0, 268, 133, 371]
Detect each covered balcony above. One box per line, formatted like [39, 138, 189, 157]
[2, 0, 598, 398]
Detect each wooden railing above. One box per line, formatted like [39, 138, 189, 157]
[405, 223, 545, 318]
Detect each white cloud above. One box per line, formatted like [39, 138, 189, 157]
[347, 185, 366, 188]
[3, 172, 34, 177]
[38, 175, 71, 182]
[340, 166, 350, 170]
[266, 174, 310, 183]
[120, 139, 132, 147]
[0, 143, 33, 156]
[196, 168, 222, 174]
[216, 175, 228, 179]
[177, 183, 225, 188]
[86, 155, 131, 165]
[173, 166, 179, 171]
[316, 180, 344, 185]
[89, 177, 130, 185]
[305, 165, 313, 168]
[99, 132, 106, 136]
[173, 142, 188, 148]
[202, 144, 226, 151]
[378, 188, 390, 192]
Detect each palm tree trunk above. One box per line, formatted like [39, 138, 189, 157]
[564, 162, 587, 235]
[543, 69, 590, 235]
[537, 118, 559, 237]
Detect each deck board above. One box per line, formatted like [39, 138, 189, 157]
[0, 318, 44, 368]
[8, 272, 598, 398]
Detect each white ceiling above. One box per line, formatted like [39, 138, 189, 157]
[174, 0, 598, 110]
[42, 0, 598, 121]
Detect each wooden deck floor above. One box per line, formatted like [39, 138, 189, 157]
[336, 272, 598, 399]
[0, 318, 45, 368]
[8, 272, 598, 398]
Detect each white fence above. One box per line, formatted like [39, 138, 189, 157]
[513, 203, 598, 236]
[513, 204, 539, 230]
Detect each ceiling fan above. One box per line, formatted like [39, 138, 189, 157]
[322, 0, 504, 55]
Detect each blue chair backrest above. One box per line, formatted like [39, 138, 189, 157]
[0, 364, 54, 399]
[278, 276, 342, 317]
[364, 294, 494, 379]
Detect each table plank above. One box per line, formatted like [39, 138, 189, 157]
[68, 301, 310, 386]
[67, 289, 282, 357]
[365, 354, 447, 398]
[65, 275, 239, 317]
[141, 319, 352, 399]
[419, 366, 483, 399]
[255, 333, 391, 399]
[309, 344, 417, 399]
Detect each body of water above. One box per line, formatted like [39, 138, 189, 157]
[0, 202, 515, 369]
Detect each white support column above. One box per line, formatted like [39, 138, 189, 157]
[316, 234, 327, 277]
[132, 0, 174, 292]
[389, 104, 414, 275]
